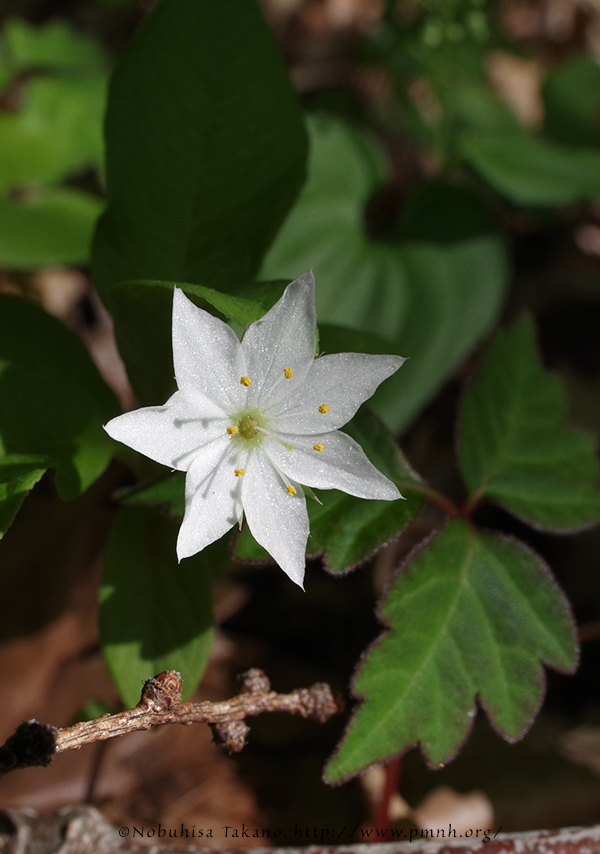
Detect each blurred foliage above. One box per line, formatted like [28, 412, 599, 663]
[1, 0, 600, 814]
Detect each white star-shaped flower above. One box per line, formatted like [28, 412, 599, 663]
[104, 271, 405, 588]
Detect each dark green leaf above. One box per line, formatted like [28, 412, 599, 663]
[92, 0, 307, 296]
[325, 518, 577, 782]
[459, 131, 600, 206]
[0, 295, 119, 499]
[100, 507, 216, 707]
[235, 408, 424, 573]
[118, 471, 185, 518]
[0, 188, 102, 268]
[0, 454, 48, 537]
[261, 115, 507, 432]
[543, 56, 600, 148]
[459, 315, 600, 530]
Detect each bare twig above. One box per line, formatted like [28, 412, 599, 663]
[0, 669, 339, 777]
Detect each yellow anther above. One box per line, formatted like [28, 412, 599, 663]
[313, 443, 325, 452]
[318, 404, 330, 413]
[240, 376, 252, 387]
[284, 367, 293, 378]
[286, 485, 297, 496]
[227, 426, 239, 435]
[234, 469, 245, 477]
[284, 443, 293, 451]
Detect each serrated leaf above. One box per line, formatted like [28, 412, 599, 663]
[0, 294, 118, 499]
[235, 408, 424, 573]
[100, 507, 217, 707]
[92, 0, 306, 295]
[0, 454, 48, 537]
[325, 518, 577, 783]
[0, 188, 102, 268]
[261, 115, 507, 432]
[459, 315, 600, 531]
[459, 131, 600, 206]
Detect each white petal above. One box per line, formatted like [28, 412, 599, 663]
[264, 430, 402, 500]
[104, 391, 227, 470]
[241, 271, 317, 411]
[177, 439, 242, 559]
[269, 352, 405, 434]
[241, 450, 309, 588]
[172, 287, 246, 412]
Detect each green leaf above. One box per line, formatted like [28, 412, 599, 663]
[235, 408, 424, 573]
[0, 75, 107, 192]
[3, 18, 108, 74]
[0, 188, 103, 268]
[0, 295, 119, 499]
[0, 454, 48, 537]
[92, 0, 307, 297]
[118, 471, 186, 519]
[324, 518, 577, 782]
[459, 315, 600, 531]
[100, 507, 216, 707]
[459, 131, 600, 206]
[542, 55, 600, 148]
[261, 115, 507, 432]
[108, 278, 288, 406]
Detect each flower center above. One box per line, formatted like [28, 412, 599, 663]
[239, 415, 259, 438]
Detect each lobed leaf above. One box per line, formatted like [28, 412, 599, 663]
[459, 315, 600, 531]
[325, 518, 577, 783]
[0, 295, 119, 500]
[100, 508, 216, 707]
[261, 115, 507, 432]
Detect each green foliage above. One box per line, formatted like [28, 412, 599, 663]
[100, 507, 216, 707]
[0, 455, 48, 538]
[2, 18, 107, 73]
[0, 295, 118, 500]
[542, 56, 600, 148]
[0, 188, 103, 268]
[235, 408, 424, 572]
[91, 0, 307, 404]
[261, 115, 507, 431]
[0, 18, 108, 268]
[325, 519, 577, 783]
[459, 131, 600, 206]
[460, 316, 600, 530]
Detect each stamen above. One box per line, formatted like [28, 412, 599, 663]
[284, 367, 293, 378]
[318, 404, 330, 413]
[227, 426, 238, 435]
[234, 469, 245, 477]
[240, 376, 252, 387]
[313, 443, 325, 452]
[286, 485, 297, 496]
[255, 425, 293, 450]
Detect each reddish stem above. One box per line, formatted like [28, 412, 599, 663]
[374, 758, 402, 832]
